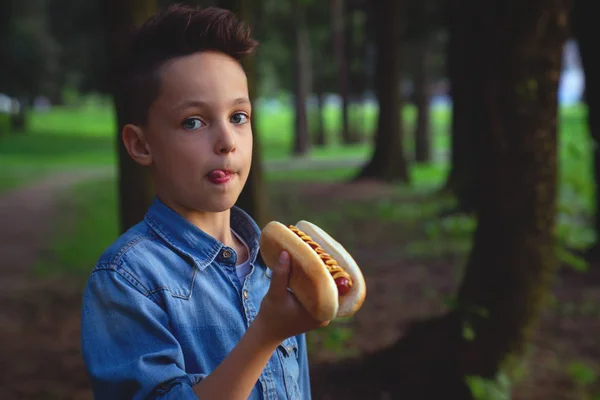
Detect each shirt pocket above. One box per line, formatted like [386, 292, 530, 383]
[276, 336, 300, 399]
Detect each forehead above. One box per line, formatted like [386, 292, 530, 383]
[157, 51, 249, 105]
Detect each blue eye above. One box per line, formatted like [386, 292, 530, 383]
[230, 113, 249, 125]
[182, 118, 204, 130]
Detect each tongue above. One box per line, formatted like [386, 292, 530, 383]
[209, 170, 227, 179]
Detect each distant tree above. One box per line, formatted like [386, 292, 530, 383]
[0, 0, 60, 132]
[259, 0, 357, 149]
[47, 0, 107, 101]
[404, 0, 441, 164]
[253, 0, 295, 97]
[354, 0, 409, 183]
[412, 41, 432, 163]
[346, 0, 372, 142]
[292, 0, 311, 156]
[0, 0, 13, 136]
[313, 0, 570, 398]
[331, 0, 353, 145]
[309, 22, 333, 147]
[306, 0, 339, 147]
[103, 0, 158, 234]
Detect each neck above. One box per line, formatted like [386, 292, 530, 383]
[187, 209, 235, 246]
[158, 196, 236, 247]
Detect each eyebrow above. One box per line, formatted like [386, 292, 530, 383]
[172, 97, 251, 112]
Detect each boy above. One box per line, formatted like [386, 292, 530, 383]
[80, 4, 328, 399]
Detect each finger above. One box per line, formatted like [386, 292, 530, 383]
[269, 251, 291, 296]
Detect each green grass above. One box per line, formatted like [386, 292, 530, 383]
[0, 165, 66, 193]
[28, 103, 116, 136]
[34, 175, 120, 277]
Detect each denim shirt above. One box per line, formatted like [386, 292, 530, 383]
[80, 197, 311, 399]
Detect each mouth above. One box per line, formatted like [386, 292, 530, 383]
[207, 169, 235, 184]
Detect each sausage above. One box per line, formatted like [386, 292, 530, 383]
[334, 277, 350, 295]
[288, 225, 353, 295]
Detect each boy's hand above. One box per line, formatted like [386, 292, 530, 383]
[254, 251, 329, 344]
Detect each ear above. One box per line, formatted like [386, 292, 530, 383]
[122, 124, 152, 166]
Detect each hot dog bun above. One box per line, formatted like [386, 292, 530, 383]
[295, 220, 366, 318]
[259, 220, 366, 322]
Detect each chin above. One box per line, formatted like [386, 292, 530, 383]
[205, 202, 236, 213]
[200, 193, 241, 213]
[178, 177, 248, 213]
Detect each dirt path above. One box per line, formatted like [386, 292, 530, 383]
[0, 168, 113, 285]
[0, 167, 112, 400]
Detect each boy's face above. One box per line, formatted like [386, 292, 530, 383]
[127, 51, 253, 214]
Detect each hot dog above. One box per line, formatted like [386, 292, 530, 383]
[259, 220, 366, 322]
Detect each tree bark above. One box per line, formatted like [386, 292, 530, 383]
[314, 89, 327, 147]
[313, 0, 569, 398]
[103, 0, 157, 235]
[292, 0, 311, 156]
[454, 0, 568, 375]
[413, 39, 431, 163]
[572, 0, 600, 259]
[331, 0, 352, 145]
[441, 0, 488, 214]
[0, 0, 13, 136]
[353, 0, 408, 183]
[345, 2, 363, 143]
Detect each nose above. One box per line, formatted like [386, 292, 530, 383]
[213, 122, 236, 155]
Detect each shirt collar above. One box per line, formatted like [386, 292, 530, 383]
[144, 197, 262, 271]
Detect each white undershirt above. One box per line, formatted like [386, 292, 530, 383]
[231, 229, 252, 284]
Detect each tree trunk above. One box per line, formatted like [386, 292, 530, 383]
[353, 0, 408, 183]
[314, 89, 327, 147]
[103, 0, 158, 235]
[0, 0, 13, 130]
[218, 0, 271, 227]
[440, 0, 487, 214]
[332, 0, 352, 145]
[313, 0, 569, 398]
[413, 39, 431, 163]
[10, 98, 28, 133]
[345, 3, 363, 143]
[454, 0, 568, 376]
[292, 0, 310, 156]
[572, 0, 600, 260]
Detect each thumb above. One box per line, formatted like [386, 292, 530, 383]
[269, 251, 291, 295]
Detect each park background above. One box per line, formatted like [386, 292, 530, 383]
[0, 0, 599, 399]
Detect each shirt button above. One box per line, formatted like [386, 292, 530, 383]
[243, 290, 249, 299]
[222, 249, 232, 259]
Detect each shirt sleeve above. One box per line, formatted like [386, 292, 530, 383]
[296, 333, 313, 399]
[80, 267, 205, 400]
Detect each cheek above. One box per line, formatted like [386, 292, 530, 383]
[151, 137, 207, 171]
[241, 133, 253, 159]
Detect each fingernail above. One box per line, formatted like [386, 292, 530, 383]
[279, 251, 289, 264]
